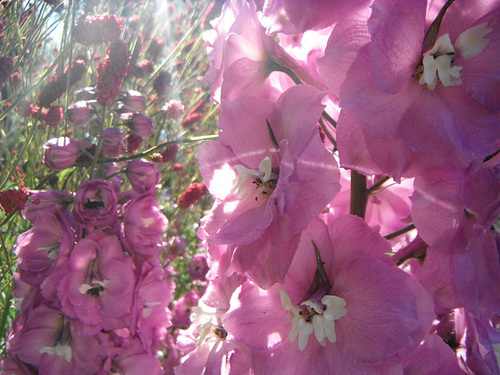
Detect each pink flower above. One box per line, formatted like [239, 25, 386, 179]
[43, 137, 80, 171]
[72, 179, 118, 229]
[66, 101, 92, 126]
[204, 0, 325, 103]
[122, 192, 168, 258]
[6, 305, 107, 374]
[188, 254, 209, 281]
[337, 0, 500, 178]
[56, 234, 136, 335]
[223, 216, 434, 373]
[119, 90, 147, 112]
[124, 113, 153, 137]
[199, 84, 340, 288]
[102, 127, 127, 157]
[163, 99, 185, 119]
[126, 160, 161, 193]
[130, 263, 173, 352]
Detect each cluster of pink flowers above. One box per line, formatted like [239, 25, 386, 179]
[175, 0, 500, 373]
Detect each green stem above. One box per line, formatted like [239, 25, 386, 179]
[74, 134, 219, 168]
[367, 176, 390, 194]
[90, 106, 108, 179]
[350, 170, 367, 219]
[385, 224, 416, 240]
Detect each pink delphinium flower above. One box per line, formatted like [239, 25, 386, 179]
[55, 233, 136, 335]
[336, 0, 500, 179]
[124, 113, 154, 137]
[66, 101, 92, 126]
[261, 0, 371, 34]
[199, 84, 340, 288]
[325, 167, 414, 238]
[102, 127, 127, 157]
[129, 263, 174, 353]
[204, 0, 325, 104]
[98, 336, 163, 375]
[188, 253, 210, 281]
[119, 90, 147, 112]
[6, 305, 107, 374]
[43, 137, 80, 171]
[122, 192, 168, 259]
[126, 160, 161, 193]
[72, 179, 118, 229]
[223, 216, 434, 374]
[15, 209, 76, 286]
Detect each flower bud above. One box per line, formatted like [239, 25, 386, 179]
[188, 254, 209, 281]
[126, 160, 161, 193]
[76, 87, 97, 101]
[119, 90, 147, 112]
[73, 179, 118, 228]
[160, 144, 179, 163]
[102, 127, 127, 157]
[125, 113, 153, 137]
[67, 101, 92, 126]
[43, 137, 80, 171]
[45, 106, 64, 127]
[153, 71, 171, 96]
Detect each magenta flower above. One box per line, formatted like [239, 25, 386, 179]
[102, 127, 127, 157]
[6, 305, 107, 374]
[66, 101, 92, 126]
[122, 192, 168, 258]
[124, 113, 154, 137]
[130, 263, 173, 353]
[119, 90, 147, 112]
[261, 0, 371, 34]
[43, 137, 80, 171]
[126, 160, 161, 193]
[223, 216, 434, 373]
[72, 179, 118, 229]
[204, 0, 325, 103]
[56, 233, 136, 335]
[188, 254, 210, 281]
[336, 0, 500, 179]
[15, 209, 76, 285]
[199, 84, 340, 287]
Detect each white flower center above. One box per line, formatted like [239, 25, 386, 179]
[39, 344, 72, 362]
[419, 23, 491, 90]
[231, 156, 277, 199]
[281, 290, 347, 351]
